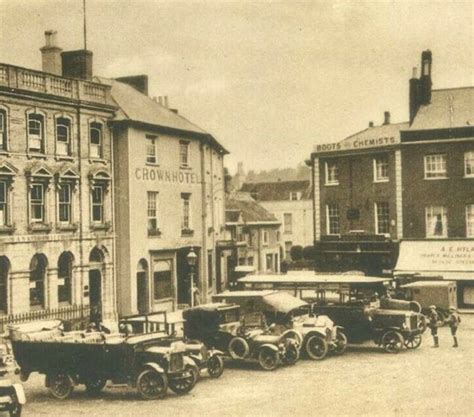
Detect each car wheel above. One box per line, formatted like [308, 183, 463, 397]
[282, 343, 300, 366]
[228, 337, 250, 360]
[333, 331, 348, 355]
[305, 335, 329, 360]
[382, 331, 404, 353]
[404, 334, 422, 349]
[136, 369, 168, 400]
[207, 355, 224, 378]
[257, 347, 279, 371]
[281, 329, 303, 348]
[49, 372, 74, 400]
[168, 365, 198, 395]
[84, 377, 107, 394]
[8, 392, 22, 417]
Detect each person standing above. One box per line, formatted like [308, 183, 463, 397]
[447, 306, 461, 348]
[428, 305, 439, 348]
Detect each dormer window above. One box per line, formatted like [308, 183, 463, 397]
[28, 113, 44, 153]
[56, 117, 71, 156]
[90, 122, 102, 158]
[289, 192, 301, 201]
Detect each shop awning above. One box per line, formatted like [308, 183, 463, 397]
[394, 240, 474, 281]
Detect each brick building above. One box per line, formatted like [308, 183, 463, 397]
[310, 51, 474, 304]
[0, 31, 117, 321]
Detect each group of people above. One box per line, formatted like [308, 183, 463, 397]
[428, 305, 461, 348]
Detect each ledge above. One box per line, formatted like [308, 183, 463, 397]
[56, 223, 78, 232]
[148, 228, 162, 237]
[181, 228, 194, 237]
[90, 221, 111, 232]
[0, 224, 15, 234]
[28, 223, 52, 233]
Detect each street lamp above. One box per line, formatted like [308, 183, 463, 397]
[186, 248, 198, 307]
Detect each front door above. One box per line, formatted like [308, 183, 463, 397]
[89, 269, 102, 322]
[137, 272, 148, 314]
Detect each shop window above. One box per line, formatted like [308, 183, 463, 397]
[325, 161, 339, 185]
[375, 202, 390, 235]
[326, 204, 340, 235]
[466, 204, 474, 237]
[181, 193, 192, 232]
[89, 122, 103, 158]
[147, 191, 159, 233]
[30, 184, 45, 223]
[56, 117, 71, 156]
[0, 257, 9, 314]
[58, 183, 72, 224]
[146, 135, 158, 164]
[57, 252, 73, 305]
[153, 260, 173, 300]
[179, 141, 189, 167]
[91, 185, 104, 223]
[27, 113, 44, 153]
[0, 108, 7, 151]
[373, 155, 389, 182]
[426, 206, 447, 238]
[464, 151, 474, 177]
[30, 254, 47, 309]
[424, 154, 447, 179]
[284, 213, 293, 234]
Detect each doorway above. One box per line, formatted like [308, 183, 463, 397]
[89, 269, 102, 322]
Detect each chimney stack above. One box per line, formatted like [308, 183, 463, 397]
[40, 30, 62, 75]
[419, 50, 432, 105]
[368, 121, 374, 128]
[383, 111, 390, 125]
[61, 50, 93, 80]
[115, 75, 149, 95]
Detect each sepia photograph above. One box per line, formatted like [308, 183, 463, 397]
[0, 0, 472, 416]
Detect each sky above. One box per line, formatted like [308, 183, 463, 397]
[0, 0, 472, 174]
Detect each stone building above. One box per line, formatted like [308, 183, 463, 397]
[0, 31, 117, 321]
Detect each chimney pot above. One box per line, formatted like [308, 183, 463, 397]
[383, 111, 390, 125]
[40, 30, 62, 76]
[412, 67, 417, 79]
[368, 121, 374, 128]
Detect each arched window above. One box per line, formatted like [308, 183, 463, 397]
[89, 246, 105, 263]
[0, 256, 9, 314]
[58, 252, 73, 305]
[27, 113, 45, 153]
[30, 254, 47, 309]
[56, 117, 71, 156]
[89, 122, 103, 158]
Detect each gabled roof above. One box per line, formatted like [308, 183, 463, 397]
[337, 122, 408, 150]
[225, 209, 242, 224]
[225, 194, 279, 224]
[95, 77, 228, 154]
[408, 87, 474, 130]
[240, 180, 312, 201]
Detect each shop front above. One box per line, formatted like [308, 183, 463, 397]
[394, 240, 474, 308]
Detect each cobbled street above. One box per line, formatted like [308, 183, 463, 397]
[7, 315, 472, 417]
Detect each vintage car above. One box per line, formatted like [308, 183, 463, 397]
[119, 311, 224, 379]
[183, 303, 301, 371]
[9, 320, 198, 400]
[0, 338, 25, 417]
[213, 290, 347, 360]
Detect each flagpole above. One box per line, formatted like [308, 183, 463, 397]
[83, 0, 87, 50]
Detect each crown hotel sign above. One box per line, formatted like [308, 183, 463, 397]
[135, 167, 201, 185]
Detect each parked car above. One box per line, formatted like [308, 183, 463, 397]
[9, 320, 198, 400]
[183, 303, 301, 371]
[0, 337, 25, 417]
[119, 311, 225, 379]
[213, 290, 347, 360]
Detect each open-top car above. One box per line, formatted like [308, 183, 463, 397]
[183, 303, 300, 371]
[119, 311, 225, 379]
[213, 290, 347, 360]
[0, 336, 25, 417]
[9, 320, 198, 400]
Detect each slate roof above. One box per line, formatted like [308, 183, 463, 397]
[95, 77, 228, 153]
[240, 180, 312, 201]
[408, 87, 474, 130]
[225, 195, 279, 224]
[338, 122, 409, 149]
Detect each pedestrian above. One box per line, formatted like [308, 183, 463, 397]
[447, 306, 461, 348]
[428, 305, 439, 348]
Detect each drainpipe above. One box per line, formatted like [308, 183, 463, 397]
[199, 142, 208, 300]
[76, 105, 85, 312]
[109, 123, 117, 320]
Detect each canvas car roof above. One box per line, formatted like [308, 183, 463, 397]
[401, 281, 455, 288]
[239, 274, 390, 285]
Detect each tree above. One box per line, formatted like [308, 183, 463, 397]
[303, 246, 315, 260]
[290, 245, 303, 261]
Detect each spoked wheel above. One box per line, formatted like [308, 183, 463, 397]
[168, 365, 198, 395]
[333, 331, 348, 356]
[281, 330, 303, 349]
[258, 347, 279, 371]
[282, 343, 300, 366]
[136, 369, 168, 400]
[49, 372, 74, 400]
[382, 331, 405, 354]
[404, 334, 422, 349]
[305, 335, 329, 360]
[207, 355, 224, 378]
[8, 392, 22, 417]
[84, 377, 107, 394]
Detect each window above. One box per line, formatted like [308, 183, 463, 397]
[263, 230, 269, 245]
[207, 252, 213, 288]
[426, 206, 447, 238]
[146, 135, 158, 164]
[56, 117, 71, 156]
[57, 252, 72, 305]
[285, 241, 292, 260]
[373, 155, 389, 182]
[424, 154, 447, 179]
[247, 256, 254, 266]
[284, 213, 293, 234]
[289, 192, 301, 201]
[466, 205, 474, 237]
[181, 193, 191, 230]
[326, 204, 340, 235]
[147, 191, 159, 231]
[0, 257, 9, 314]
[325, 161, 339, 185]
[91, 186, 104, 223]
[90, 122, 102, 158]
[30, 254, 47, 309]
[28, 113, 44, 152]
[58, 184, 72, 223]
[0, 181, 7, 226]
[30, 184, 45, 223]
[0, 109, 7, 151]
[266, 254, 273, 272]
[375, 202, 390, 235]
[179, 141, 189, 167]
[465, 151, 474, 177]
[153, 260, 173, 300]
